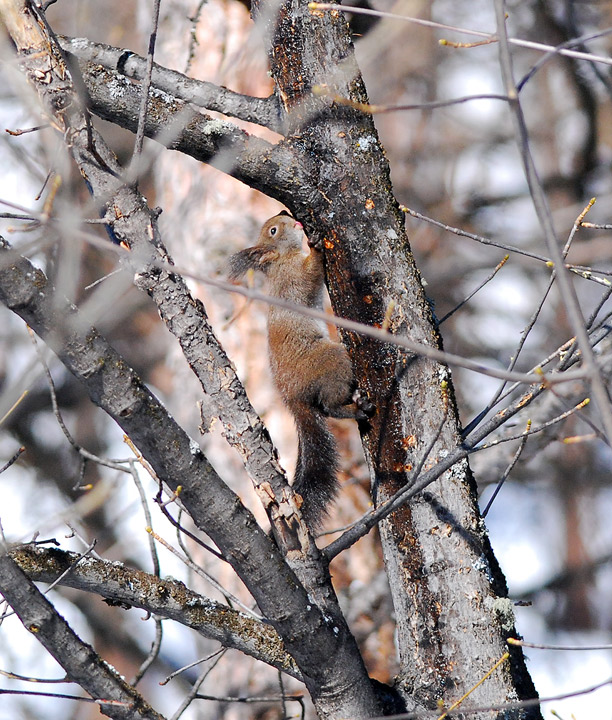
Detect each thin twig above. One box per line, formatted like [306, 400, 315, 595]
[325, 400, 449, 560]
[0, 689, 130, 706]
[481, 421, 530, 517]
[5, 124, 49, 136]
[314, 87, 510, 114]
[27, 328, 133, 472]
[146, 527, 263, 620]
[125, 436, 227, 562]
[517, 27, 612, 91]
[402, 206, 549, 263]
[129, 0, 162, 178]
[309, 3, 612, 67]
[193, 692, 305, 704]
[0, 668, 68, 683]
[162, 648, 224, 686]
[508, 637, 612, 651]
[493, 0, 612, 446]
[0, 446, 25, 474]
[438, 255, 509, 325]
[157, 497, 226, 563]
[436, 652, 509, 720]
[568, 267, 612, 288]
[43, 540, 98, 596]
[473, 398, 590, 454]
[128, 460, 163, 686]
[170, 649, 227, 720]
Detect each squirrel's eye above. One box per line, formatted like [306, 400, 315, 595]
[270, 226, 277, 236]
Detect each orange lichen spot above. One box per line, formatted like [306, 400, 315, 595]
[517, 392, 533, 408]
[365, 198, 375, 210]
[324, 238, 334, 249]
[393, 463, 413, 472]
[401, 435, 417, 449]
[363, 295, 373, 304]
[338, 131, 346, 138]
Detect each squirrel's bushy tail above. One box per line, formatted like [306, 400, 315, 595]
[292, 405, 339, 529]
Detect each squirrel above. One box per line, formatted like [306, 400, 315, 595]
[229, 212, 374, 529]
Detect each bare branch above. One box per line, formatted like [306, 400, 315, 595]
[9, 545, 300, 680]
[493, 0, 612, 446]
[60, 36, 281, 131]
[311, 3, 612, 68]
[0, 550, 167, 720]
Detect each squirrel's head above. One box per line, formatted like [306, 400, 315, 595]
[228, 212, 305, 280]
[257, 212, 304, 251]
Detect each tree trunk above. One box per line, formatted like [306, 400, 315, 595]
[253, 0, 540, 713]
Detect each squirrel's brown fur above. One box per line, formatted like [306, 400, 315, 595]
[229, 212, 372, 528]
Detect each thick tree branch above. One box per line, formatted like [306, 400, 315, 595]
[0, 551, 166, 720]
[60, 36, 282, 132]
[10, 545, 300, 680]
[0, 236, 377, 717]
[0, 4, 382, 715]
[71, 57, 302, 201]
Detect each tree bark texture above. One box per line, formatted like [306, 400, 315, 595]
[0, 552, 166, 720]
[10, 545, 301, 679]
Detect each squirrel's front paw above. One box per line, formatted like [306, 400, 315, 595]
[307, 235, 325, 252]
[353, 388, 375, 419]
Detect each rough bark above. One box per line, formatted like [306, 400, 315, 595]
[60, 36, 281, 131]
[10, 545, 300, 680]
[0, 552, 166, 720]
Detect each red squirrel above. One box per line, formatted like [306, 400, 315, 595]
[229, 212, 373, 528]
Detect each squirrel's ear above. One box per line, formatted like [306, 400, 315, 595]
[278, 210, 292, 217]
